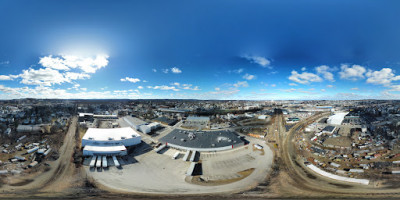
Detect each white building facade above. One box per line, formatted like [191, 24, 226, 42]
[82, 127, 141, 156]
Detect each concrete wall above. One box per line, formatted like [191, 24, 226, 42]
[83, 149, 128, 156]
[166, 141, 244, 152]
[82, 136, 141, 147]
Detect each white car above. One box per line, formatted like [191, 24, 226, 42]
[254, 144, 263, 149]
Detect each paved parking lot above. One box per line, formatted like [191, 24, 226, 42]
[85, 136, 273, 194]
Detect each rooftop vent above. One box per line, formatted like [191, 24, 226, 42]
[108, 137, 114, 140]
[121, 137, 126, 139]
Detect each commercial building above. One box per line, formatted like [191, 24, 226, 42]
[327, 112, 349, 125]
[322, 125, 336, 134]
[159, 129, 245, 152]
[123, 116, 161, 134]
[81, 127, 141, 156]
[153, 117, 178, 126]
[16, 125, 43, 133]
[186, 116, 210, 124]
[78, 113, 118, 123]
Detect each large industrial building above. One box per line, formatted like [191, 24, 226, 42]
[123, 116, 161, 134]
[159, 129, 245, 152]
[327, 112, 349, 125]
[81, 127, 141, 156]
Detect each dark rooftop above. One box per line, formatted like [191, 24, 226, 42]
[153, 117, 177, 126]
[159, 129, 244, 149]
[323, 125, 336, 132]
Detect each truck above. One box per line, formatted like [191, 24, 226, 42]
[112, 156, 120, 167]
[154, 144, 166, 153]
[190, 151, 197, 162]
[172, 152, 180, 160]
[43, 148, 52, 156]
[96, 156, 102, 168]
[89, 156, 97, 168]
[14, 156, 26, 161]
[182, 150, 191, 161]
[27, 147, 39, 154]
[28, 161, 38, 168]
[102, 156, 108, 168]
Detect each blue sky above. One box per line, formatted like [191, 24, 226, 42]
[1, 0, 400, 100]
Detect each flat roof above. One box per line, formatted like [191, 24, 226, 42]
[159, 129, 243, 149]
[123, 116, 146, 126]
[187, 116, 210, 121]
[82, 127, 141, 141]
[323, 125, 336, 132]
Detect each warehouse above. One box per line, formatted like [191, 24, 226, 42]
[322, 125, 336, 135]
[82, 127, 141, 156]
[327, 112, 349, 125]
[159, 129, 244, 152]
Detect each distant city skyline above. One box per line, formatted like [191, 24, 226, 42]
[1, 0, 400, 100]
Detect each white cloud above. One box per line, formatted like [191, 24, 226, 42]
[215, 87, 220, 91]
[137, 86, 143, 89]
[19, 68, 67, 86]
[339, 64, 366, 80]
[389, 85, 400, 91]
[270, 84, 276, 87]
[120, 77, 141, 83]
[365, 68, 400, 86]
[283, 88, 297, 93]
[171, 67, 182, 74]
[162, 69, 169, 73]
[315, 65, 335, 82]
[171, 82, 201, 90]
[301, 67, 306, 71]
[0, 61, 10, 65]
[152, 69, 157, 72]
[201, 89, 240, 99]
[351, 87, 359, 90]
[282, 88, 318, 95]
[39, 56, 70, 70]
[39, 54, 109, 73]
[243, 55, 271, 68]
[0, 54, 108, 87]
[243, 73, 256, 80]
[289, 83, 298, 86]
[148, 85, 180, 91]
[233, 81, 249, 88]
[70, 83, 81, 90]
[64, 72, 90, 81]
[288, 70, 322, 84]
[231, 68, 244, 74]
[0, 75, 18, 81]
[142, 80, 148, 83]
[321, 89, 326, 92]
[326, 85, 334, 88]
